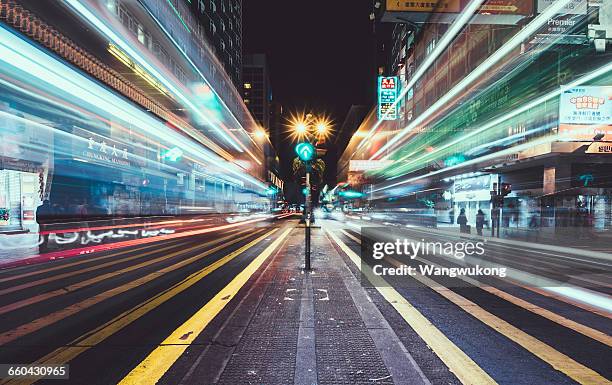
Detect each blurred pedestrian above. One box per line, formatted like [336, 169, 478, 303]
[36, 200, 53, 251]
[476, 209, 485, 236]
[457, 208, 469, 234]
[36, 200, 53, 224]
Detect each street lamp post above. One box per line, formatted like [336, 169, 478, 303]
[291, 114, 330, 271]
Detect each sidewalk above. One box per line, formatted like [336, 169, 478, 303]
[159, 226, 428, 385]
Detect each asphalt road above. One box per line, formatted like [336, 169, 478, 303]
[0, 215, 610, 385]
[0, 215, 294, 385]
[325, 219, 611, 385]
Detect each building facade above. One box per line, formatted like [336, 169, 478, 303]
[242, 54, 271, 131]
[189, 0, 243, 90]
[338, 1, 612, 234]
[0, 0, 269, 241]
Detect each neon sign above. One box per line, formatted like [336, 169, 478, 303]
[378, 76, 399, 120]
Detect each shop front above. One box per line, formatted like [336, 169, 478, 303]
[452, 174, 498, 227]
[0, 168, 40, 233]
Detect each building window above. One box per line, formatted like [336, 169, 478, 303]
[426, 39, 437, 55]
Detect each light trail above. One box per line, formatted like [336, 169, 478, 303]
[0, 25, 267, 191]
[371, 133, 563, 194]
[0, 213, 286, 270]
[136, 1, 262, 152]
[357, 0, 486, 150]
[369, 0, 573, 160]
[385, 61, 612, 177]
[63, 0, 246, 153]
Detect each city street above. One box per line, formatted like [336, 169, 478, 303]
[1, 0, 611, 384]
[0, 217, 609, 384]
[0, 215, 294, 384]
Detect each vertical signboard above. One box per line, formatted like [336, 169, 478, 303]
[378, 76, 399, 121]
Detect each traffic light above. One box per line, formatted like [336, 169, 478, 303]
[295, 142, 315, 162]
[501, 183, 512, 196]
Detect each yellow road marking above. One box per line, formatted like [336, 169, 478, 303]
[0, 238, 199, 296]
[0, 229, 262, 346]
[339, 229, 612, 347]
[118, 227, 292, 385]
[0, 230, 246, 316]
[417, 256, 612, 348]
[0, 228, 282, 385]
[383, 256, 611, 385]
[327, 228, 497, 385]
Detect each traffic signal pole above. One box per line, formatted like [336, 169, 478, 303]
[296, 141, 315, 271]
[304, 168, 311, 271]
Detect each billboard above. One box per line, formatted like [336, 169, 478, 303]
[532, 0, 587, 43]
[378, 76, 399, 121]
[559, 86, 612, 141]
[385, 0, 534, 14]
[385, 0, 460, 13]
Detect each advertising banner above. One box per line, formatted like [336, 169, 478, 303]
[559, 86, 612, 142]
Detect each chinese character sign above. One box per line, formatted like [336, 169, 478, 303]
[559, 86, 612, 141]
[560, 86, 612, 125]
[378, 76, 399, 121]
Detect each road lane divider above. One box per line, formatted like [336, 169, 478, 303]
[0, 229, 266, 346]
[413, 256, 612, 348]
[0, 238, 212, 296]
[349, 226, 612, 317]
[325, 227, 497, 385]
[0, 239, 186, 284]
[118, 227, 292, 385]
[339, 229, 612, 348]
[0, 228, 286, 385]
[381, 254, 611, 385]
[0, 230, 248, 316]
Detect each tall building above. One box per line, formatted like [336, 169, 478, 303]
[189, 0, 243, 90]
[242, 54, 271, 131]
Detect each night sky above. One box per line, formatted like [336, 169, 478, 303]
[243, 0, 378, 198]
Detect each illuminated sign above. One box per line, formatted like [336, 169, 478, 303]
[349, 160, 393, 172]
[378, 76, 399, 121]
[386, 0, 460, 13]
[478, 0, 533, 15]
[559, 86, 612, 141]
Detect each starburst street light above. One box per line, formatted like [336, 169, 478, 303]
[314, 117, 332, 140]
[295, 122, 308, 135]
[287, 112, 332, 142]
